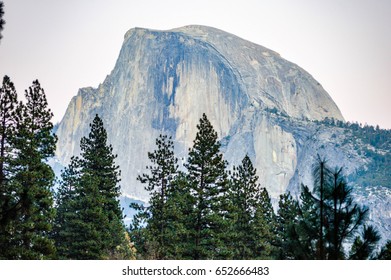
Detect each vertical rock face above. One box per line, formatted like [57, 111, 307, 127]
[55, 25, 344, 200]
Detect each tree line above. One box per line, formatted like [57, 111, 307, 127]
[129, 114, 391, 260]
[0, 76, 133, 259]
[1, 75, 390, 259]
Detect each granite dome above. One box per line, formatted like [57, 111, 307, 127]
[55, 25, 344, 199]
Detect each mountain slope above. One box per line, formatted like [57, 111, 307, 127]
[55, 25, 342, 198]
[53, 25, 390, 241]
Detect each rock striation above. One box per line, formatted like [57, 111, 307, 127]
[53, 26, 391, 240]
[55, 25, 343, 198]
[53, 25, 391, 241]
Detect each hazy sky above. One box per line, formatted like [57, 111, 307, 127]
[0, 0, 390, 128]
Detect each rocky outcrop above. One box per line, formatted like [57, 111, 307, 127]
[55, 25, 343, 200]
[54, 25, 391, 242]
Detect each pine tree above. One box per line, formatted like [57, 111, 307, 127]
[10, 80, 57, 259]
[163, 172, 194, 259]
[349, 225, 381, 260]
[275, 192, 300, 259]
[0, 1, 5, 41]
[377, 240, 391, 260]
[79, 115, 125, 249]
[283, 157, 375, 260]
[57, 168, 111, 259]
[185, 113, 229, 259]
[128, 201, 150, 259]
[295, 184, 324, 259]
[313, 156, 327, 259]
[253, 187, 277, 259]
[55, 114, 133, 259]
[228, 155, 276, 259]
[327, 167, 368, 259]
[131, 134, 179, 259]
[0, 76, 18, 258]
[228, 155, 259, 259]
[53, 156, 80, 258]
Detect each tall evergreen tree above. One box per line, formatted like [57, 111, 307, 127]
[163, 172, 194, 259]
[228, 155, 275, 259]
[10, 80, 57, 259]
[131, 134, 179, 259]
[349, 225, 381, 260]
[275, 192, 301, 259]
[55, 114, 133, 259]
[228, 155, 259, 259]
[313, 156, 327, 259]
[0, 1, 5, 41]
[53, 156, 80, 258]
[253, 187, 277, 259]
[326, 167, 368, 259]
[185, 113, 229, 259]
[0, 76, 18, 258]
[281, 158, 375, 260]
[295, 184, 325, 259]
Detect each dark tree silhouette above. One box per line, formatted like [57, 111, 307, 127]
[0, 76, 18, 258]
[54, 115, 133, 259]
[0, 2, 5, 41]
[185, 113, 229, 259]
[11, 80, 57, 259]
[130, 134, 181, 259]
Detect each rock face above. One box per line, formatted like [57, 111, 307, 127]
[55, 25, 391, 242]
[55, 25, 343, 200]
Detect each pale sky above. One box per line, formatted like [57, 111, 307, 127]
[0, 0, 390, 128]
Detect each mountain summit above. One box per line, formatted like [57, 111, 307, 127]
[55, 25, 344, 199]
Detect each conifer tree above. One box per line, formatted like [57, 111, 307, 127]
[163, 172, 194, 259]
[228, 155, 276, 259]
[185, 113, 229, 259]
[295, 185, 324, 259]
[0, 76, 18, 258]
[10, 80, 57, 259]
[79, 115, 123, 234]
[55, 115, 133, 259]
[0, 1, 5, 41]
[349, 225, 381, 260]
[228, 155, 259, 259]
[56, 167, 112, 259]
[282, 158, 376, 260]
[131, 134, 179, 259]
[275, 192, 300, 259]
[378, 240, 391, 260]
[253, 187, 277, 259]
[128, 202, 150, 258]
[327, 167, 368, 259]
[53, 156, 80, 258]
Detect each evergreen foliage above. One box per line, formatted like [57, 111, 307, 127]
[53, 157, 80, 258]
[228, 155, 276, 259]
[163, 172, 194, 259]
[275, 192, 300, 259]
[377, 240, 391, 260]
[349, 225, 381, 260]
[326, 167, 368, 259]
[54, 115, 133, 259]
[130, 134, 181, 259]
[320, 118, 391, 189]
[184, 113, 229, 259]
[254, 188, 277, 258]
[8, 80, 57, 259]
[0, 76, 19, 259]
[276, 157, 379, 260]
[0, 1, 5, 41]
[129, 115, 387, 260]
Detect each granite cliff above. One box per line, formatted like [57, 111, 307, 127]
[54, 26, 390, 240]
